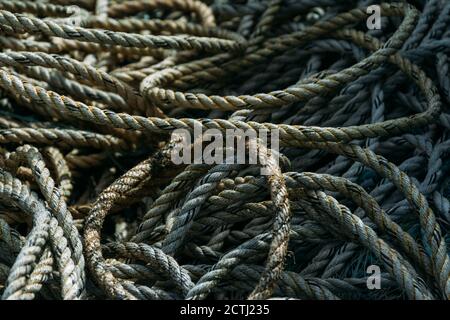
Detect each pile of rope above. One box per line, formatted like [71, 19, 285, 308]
[0, 0, 449, 300]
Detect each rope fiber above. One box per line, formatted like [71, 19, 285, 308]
[0, 0, 449, 300]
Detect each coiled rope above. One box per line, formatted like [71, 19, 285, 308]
[0, 0, 449, 300]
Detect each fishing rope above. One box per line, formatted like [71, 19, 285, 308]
[0, 0, 449, 300]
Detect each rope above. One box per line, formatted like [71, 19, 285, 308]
[0, 0, 448, 300]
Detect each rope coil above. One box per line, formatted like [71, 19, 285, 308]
[0, 0, 448, 300]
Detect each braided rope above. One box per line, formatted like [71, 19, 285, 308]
[0, 0, 448, 301]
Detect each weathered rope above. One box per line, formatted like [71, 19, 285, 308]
[0, 0, 449, 301]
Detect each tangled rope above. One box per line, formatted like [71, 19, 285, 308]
[0, 0, 449, 300]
